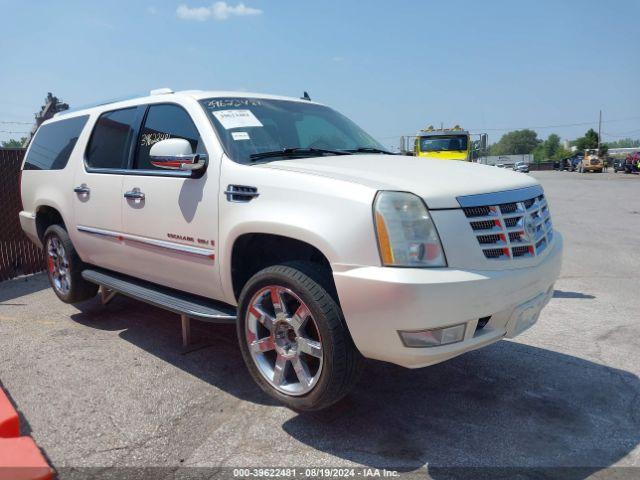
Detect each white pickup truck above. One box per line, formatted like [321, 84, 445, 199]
[19, 89, 562, 410]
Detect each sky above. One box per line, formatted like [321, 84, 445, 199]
[1, 0, 639, 148]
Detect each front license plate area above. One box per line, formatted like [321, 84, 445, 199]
[507, 293, 547, 337]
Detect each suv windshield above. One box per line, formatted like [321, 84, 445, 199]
[419, 135, 468, 152]
[200, 97, 387, 164]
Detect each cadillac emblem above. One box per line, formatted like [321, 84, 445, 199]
[523, 214, 536, 243]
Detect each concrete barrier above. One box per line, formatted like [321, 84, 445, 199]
[0, 388, 53, 480]
[0, 437, 52, 480]
[0, 389, 19, 438]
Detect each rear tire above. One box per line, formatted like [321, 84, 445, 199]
[237, 261, 363, 411]
[43, 225, 98, 304]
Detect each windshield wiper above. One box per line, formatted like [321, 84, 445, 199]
[250, 147, 350, 162]
[341, 147, 395, 155]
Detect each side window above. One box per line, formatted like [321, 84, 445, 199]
[23, 115, 88, 170]
[86, 108, 139, 169]
[135, 104, 203, 170]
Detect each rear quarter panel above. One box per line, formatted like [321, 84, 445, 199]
[20, 114, 95, 243]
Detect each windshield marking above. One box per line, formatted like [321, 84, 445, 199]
[207, 98, 263, 109]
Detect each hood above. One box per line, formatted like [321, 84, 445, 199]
[259, 154, 539, 209]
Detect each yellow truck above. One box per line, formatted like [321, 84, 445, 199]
[399, 126, 487, 161]
[578, 149, 604, 173]
[413, 126, 472, 161]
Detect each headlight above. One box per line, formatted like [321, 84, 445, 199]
[373, 191, 447, 267]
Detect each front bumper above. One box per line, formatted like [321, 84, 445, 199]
[333, 232, 563, 368]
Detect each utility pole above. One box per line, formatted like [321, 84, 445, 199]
[597, 110, 602, 151]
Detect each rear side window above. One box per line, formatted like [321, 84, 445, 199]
[134, 104, 203, 170]
[23, 115, 88, 170]
[86, 108, 139, 169]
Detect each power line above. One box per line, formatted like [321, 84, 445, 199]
[602, 129, 640, 138]
[0, 130, 29, 134]
[470, 116, 640, 132]
[475, 121, 595, 131]
[0, 120, 33, 125]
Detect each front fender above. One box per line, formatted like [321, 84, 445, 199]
[220, 222, 339, 303]
[219, 160, 382, 303]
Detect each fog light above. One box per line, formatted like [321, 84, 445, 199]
[398, 323, 466, 348]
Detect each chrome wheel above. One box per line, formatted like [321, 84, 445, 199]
[246, 285, 323, 396]
[46, 236, 71, 295]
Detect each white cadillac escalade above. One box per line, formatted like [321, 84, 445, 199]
[19, 89, 562, 410]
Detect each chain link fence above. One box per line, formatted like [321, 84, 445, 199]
[0, 149, 45, 282]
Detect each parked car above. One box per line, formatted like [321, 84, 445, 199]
[613, 158, 626, 172]
[513, 161, 530, 173]
[557, 157, 574, 171]
[569, 156, 582, 172]
[19, 89, 562, 410]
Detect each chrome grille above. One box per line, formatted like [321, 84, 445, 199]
[462, 191, 554, 261]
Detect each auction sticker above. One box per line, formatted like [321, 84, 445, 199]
[212, 109, 263, 130]
[232, 131, 251, 141]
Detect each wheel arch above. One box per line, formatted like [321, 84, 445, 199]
[35, 204, 68, 242]
[225, 226, 338, 303]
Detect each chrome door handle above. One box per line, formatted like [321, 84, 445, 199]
[124, 189, 145, 200]
[74, 185, 90, 195]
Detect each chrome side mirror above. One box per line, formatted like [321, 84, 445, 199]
[149, 138, 207, 171]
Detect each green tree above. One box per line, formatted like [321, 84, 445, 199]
[532, 144, 545, 163]
[1, 137, 27, 148]
[573, 129, 610, 156]
[489, 129, 542, 155]
[543, 134, 561, 158]
[574, 128, 599, 151]
[553, 147, 573, 161]
[531, 133, 570, 162]
[599, 143, 608, 156]
[605, 138, 640, 148]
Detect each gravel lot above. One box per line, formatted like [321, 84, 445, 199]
[1, 171, 639, 479]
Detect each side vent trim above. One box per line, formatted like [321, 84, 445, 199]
[225, 185, 259, 202]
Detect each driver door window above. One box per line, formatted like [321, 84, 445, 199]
[134, 104, 205, 170]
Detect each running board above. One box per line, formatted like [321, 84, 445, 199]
[82, 268, 237, 324]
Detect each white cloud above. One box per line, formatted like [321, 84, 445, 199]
[212, 2, 261, 19]
[176, 2, 262, 21]
[177, 4, 212, 21]
[147, 6, 158, 15]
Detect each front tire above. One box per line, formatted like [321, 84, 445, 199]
[43, 225, 98, 304]
[237, 262, 362, 411]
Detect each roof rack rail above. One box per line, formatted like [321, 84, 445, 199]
[58, 93, 146, 115]
[150, 87, 174, 95]
[58, 88, 175, 116]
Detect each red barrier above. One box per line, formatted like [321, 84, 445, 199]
[0, 388, 53, 480]
[0, 437, 53, 480]
[0, 389, 19, 438]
